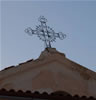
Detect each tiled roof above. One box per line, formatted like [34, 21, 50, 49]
[0, 88, 95, 100]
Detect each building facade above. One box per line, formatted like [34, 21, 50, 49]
[0, 48, 96, 98]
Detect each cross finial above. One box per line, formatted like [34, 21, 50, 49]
[25, 16, 66, 48]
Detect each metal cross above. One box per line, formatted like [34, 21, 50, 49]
[25, 16, 66, 48]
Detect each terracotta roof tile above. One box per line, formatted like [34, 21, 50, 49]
[2, 66, 15, 71]
[0, 88, 95, 100]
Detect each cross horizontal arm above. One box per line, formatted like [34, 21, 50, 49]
[25, 27, 37, 36]
[54, 32, 66, 40]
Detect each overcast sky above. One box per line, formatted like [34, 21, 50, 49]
[0, 0, 96, 72]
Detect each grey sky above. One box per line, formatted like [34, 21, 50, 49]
[1, 1, 96, 72]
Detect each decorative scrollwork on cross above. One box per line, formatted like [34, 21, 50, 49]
[25, 16, 66, 48]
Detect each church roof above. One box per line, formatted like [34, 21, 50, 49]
[0, 48, 96, 80]
[0, 48, 96, 98]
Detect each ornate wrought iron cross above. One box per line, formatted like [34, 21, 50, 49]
[25, 16, 66, 48]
